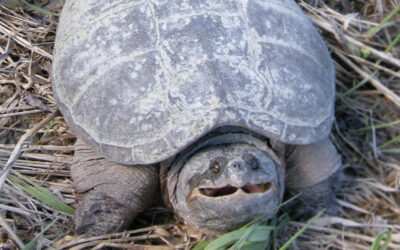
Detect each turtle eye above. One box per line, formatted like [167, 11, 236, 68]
[210, 158, 225, 174]
[244, 154, 259, 170]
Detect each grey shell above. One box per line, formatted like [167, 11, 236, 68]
[52, 0, 335, 165]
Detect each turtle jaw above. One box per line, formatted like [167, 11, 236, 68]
[188, 181, 277, 206]
[183, 181, 281, 235]
[197, 182, 273, 198]
[189, 181, 279, 214]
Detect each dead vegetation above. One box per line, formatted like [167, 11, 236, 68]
[0, 0, 399, 249]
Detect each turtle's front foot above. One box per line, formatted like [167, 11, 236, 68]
[71, 139, 159, 236]
[74, 192, 132, 235]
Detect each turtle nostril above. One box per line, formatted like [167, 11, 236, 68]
[241, 183, 272, 193]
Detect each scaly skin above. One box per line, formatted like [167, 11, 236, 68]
[71, 139, 159, 236]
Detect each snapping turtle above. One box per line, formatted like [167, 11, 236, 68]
[53, 0, 342, 235]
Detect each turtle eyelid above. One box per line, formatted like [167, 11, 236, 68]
[213, 157, 227, 165]
[209, 157, 227, 174]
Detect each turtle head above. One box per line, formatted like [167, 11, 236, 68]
[166, 133, 284, 235]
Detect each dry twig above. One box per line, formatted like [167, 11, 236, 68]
[0, 110, 57, 190]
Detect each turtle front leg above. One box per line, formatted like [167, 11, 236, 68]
[284, 138, 342, 218]
[71, 139, 159, 236]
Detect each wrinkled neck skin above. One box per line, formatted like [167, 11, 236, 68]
[161, 130, 285, 235]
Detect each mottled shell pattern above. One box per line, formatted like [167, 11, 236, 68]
[52, 0, 335, 165]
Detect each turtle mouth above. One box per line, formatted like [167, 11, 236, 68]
[199, 183, 272, 197]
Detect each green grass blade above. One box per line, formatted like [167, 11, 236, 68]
[38, 118, 56, 143]
[8, 173, 74, 214]
[279, 209, 325, 250]
[230, 226, 275, 249]
[378, 135, 400, 149]
[20, 0, 60, 16]
[197, 219, 275, 250]
[272, 214, 291, 250]
[370, 229, 392, 250]
[380, 230, 392, 250]
[380, 148, 400, 154]
[340, 74, 373, 98]
[238, 242, 269, 250]
[195, 194, 302, 250]
[229, 227, 256, 249]
[384, 34, 400, 53]
[243, 193, 302, 228]
[246, 226, 275, 242]
[370, 98, 381, 110]
[367, 4, 400, 37]
[192, 240, 213, 250]
[23, 217, 59, 250]
[350, 119, 400, 132]
[204, 228, 247, 250]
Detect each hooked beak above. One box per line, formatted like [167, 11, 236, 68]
[198, 182, 273, 198]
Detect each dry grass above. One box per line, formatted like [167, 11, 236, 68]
[0, 0, 399, 249]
